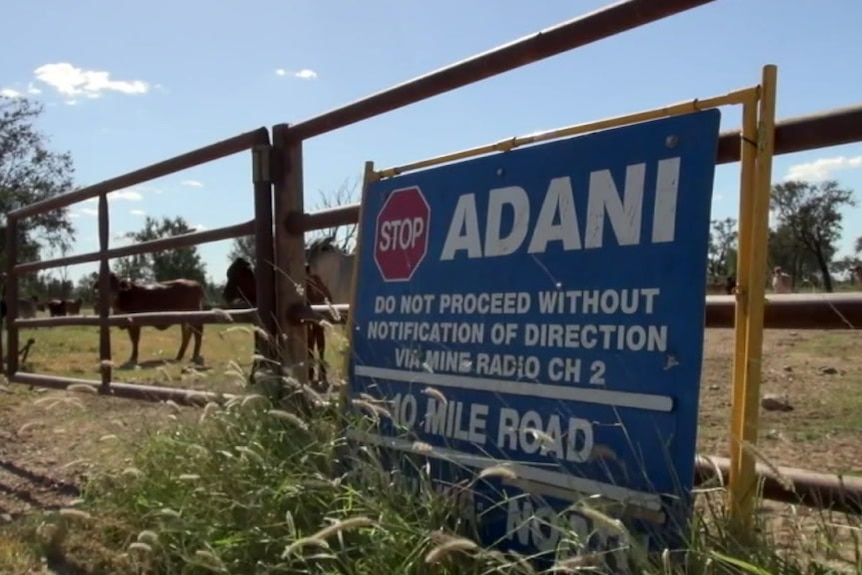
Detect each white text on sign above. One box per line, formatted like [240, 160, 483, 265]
[439, 158, 681, 260]
[378, 217, 426, 253]
[388, 392, 596, 463]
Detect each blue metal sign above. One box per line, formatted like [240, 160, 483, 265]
[346, 109, 721, 564]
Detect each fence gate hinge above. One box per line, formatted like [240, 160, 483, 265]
[252, 144, 273, 185]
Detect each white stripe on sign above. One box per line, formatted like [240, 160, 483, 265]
[353, 365, 673, 412]
[348, 429, 664, 512]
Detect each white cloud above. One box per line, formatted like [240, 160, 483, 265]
[130, 209, 146, 216]
[83, 188, 144, 203]
[713, 193, 724, 202]
[784, 155, 862, 181]
[181, 179, 203, 188]
[1, 88, 23, 98]
[193, 224, 207, 232]
[69, 212, 81, 219]
[33, 62, 150, 101]
[79, 208, 98, 216]
[27, 83, 41, 95]
[275, 68, 318, 80]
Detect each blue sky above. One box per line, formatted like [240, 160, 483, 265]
[2, 0, 861, 284]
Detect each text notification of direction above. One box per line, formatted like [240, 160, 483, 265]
[346, 109, 722, 561]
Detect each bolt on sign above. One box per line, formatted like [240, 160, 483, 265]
[346, 109, 721, 567]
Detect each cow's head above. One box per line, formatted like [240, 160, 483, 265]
[223, 258, 255, 306]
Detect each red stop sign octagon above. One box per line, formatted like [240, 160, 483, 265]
[374, 186, 431, 282]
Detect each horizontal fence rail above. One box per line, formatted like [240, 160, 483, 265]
[287, 0, 719, 140]
[287, 103, 862, 235]
[11, 372, 238, 406]
[695, 456, 862, 515]
[16, 220, 256, 275]
[304, 295, 862, 331]
[4, 127, 274, 393]
[9, 129, 269, 219]
[14, 309, 259, 329]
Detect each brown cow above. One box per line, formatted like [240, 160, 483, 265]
[705, 275, 736, 295]
[45, 297, 84, 317]
[222, 257, 332, 383]
[46, 299, 66, 317]
[94, 273, 206, 366]
[65, 298, 83, 315]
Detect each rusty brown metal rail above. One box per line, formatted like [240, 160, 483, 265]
[4, 127, 275, 387]
[16, 220, 256, 275]
[14, 309, 259, 329]
[288, 103, 862, 235]
[9, 372, 237, 406]
[303, 294, 862, 331]
[286, 0, 720, 140]
[9, 128, 269, 219]
[706, 293, 862, 330]
[695, 455, 862, 516]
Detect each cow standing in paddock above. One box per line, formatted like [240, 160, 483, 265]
[94, 273, 206, 367]
[46, 299, 66, 317]
[15, 295, 39, 319]
[65, 298, 83, 315]
[222, 257, 333, 384]
[706, 275, 736, 295]
[46, 297, 85, 317]
[772, 266, 793, 293]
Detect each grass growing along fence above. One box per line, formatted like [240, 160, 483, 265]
[0, 323, 861, 573]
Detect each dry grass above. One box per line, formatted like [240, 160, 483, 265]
[0, 321, 859, 573]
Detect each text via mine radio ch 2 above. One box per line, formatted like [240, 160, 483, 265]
[347, 110, 722, 560]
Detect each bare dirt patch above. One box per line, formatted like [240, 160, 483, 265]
[698, 328, 862, 474]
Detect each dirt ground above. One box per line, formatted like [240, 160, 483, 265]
[0, 325, 860, 562]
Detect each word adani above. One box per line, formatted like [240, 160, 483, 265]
[440, 158, 682, 261]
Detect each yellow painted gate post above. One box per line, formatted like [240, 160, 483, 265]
[728, 64, 778, 534]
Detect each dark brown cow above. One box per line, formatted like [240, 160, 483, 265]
[65, 298, 83, 315]
[46, 299, 66, 317]
[94, 273, 206, 366]
[45, 297, 84, 317]
[222, 257, 332, 383]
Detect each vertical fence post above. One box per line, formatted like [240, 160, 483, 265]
[271, 124, 309, 387]
[729, 64, 779, 535]
[5, 218, 20, 376]
[252, 142, 277, 362]
[97, 192, 112, 390]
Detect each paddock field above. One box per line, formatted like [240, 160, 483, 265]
[1, 320, 859, 490]
[0, 321, 860, 570]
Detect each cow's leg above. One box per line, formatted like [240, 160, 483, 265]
[127, 325, 141, 366]
[314, 325, 327, 383]
[306, 324, 317, 383]
[190, 322, 204, 365]
[176, 323, 191, 361]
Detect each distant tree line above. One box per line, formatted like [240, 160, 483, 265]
[708, 179, 859, 292]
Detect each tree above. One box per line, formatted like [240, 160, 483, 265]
[770, 179, 855, 292]
[307, 177, 360, 253]
[116, 216, 207, 283]
[0, 94, 77, 292]
[227, 234, 255, 263]
[707, 217, 738, 280]
[767, 224, 830, 289]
